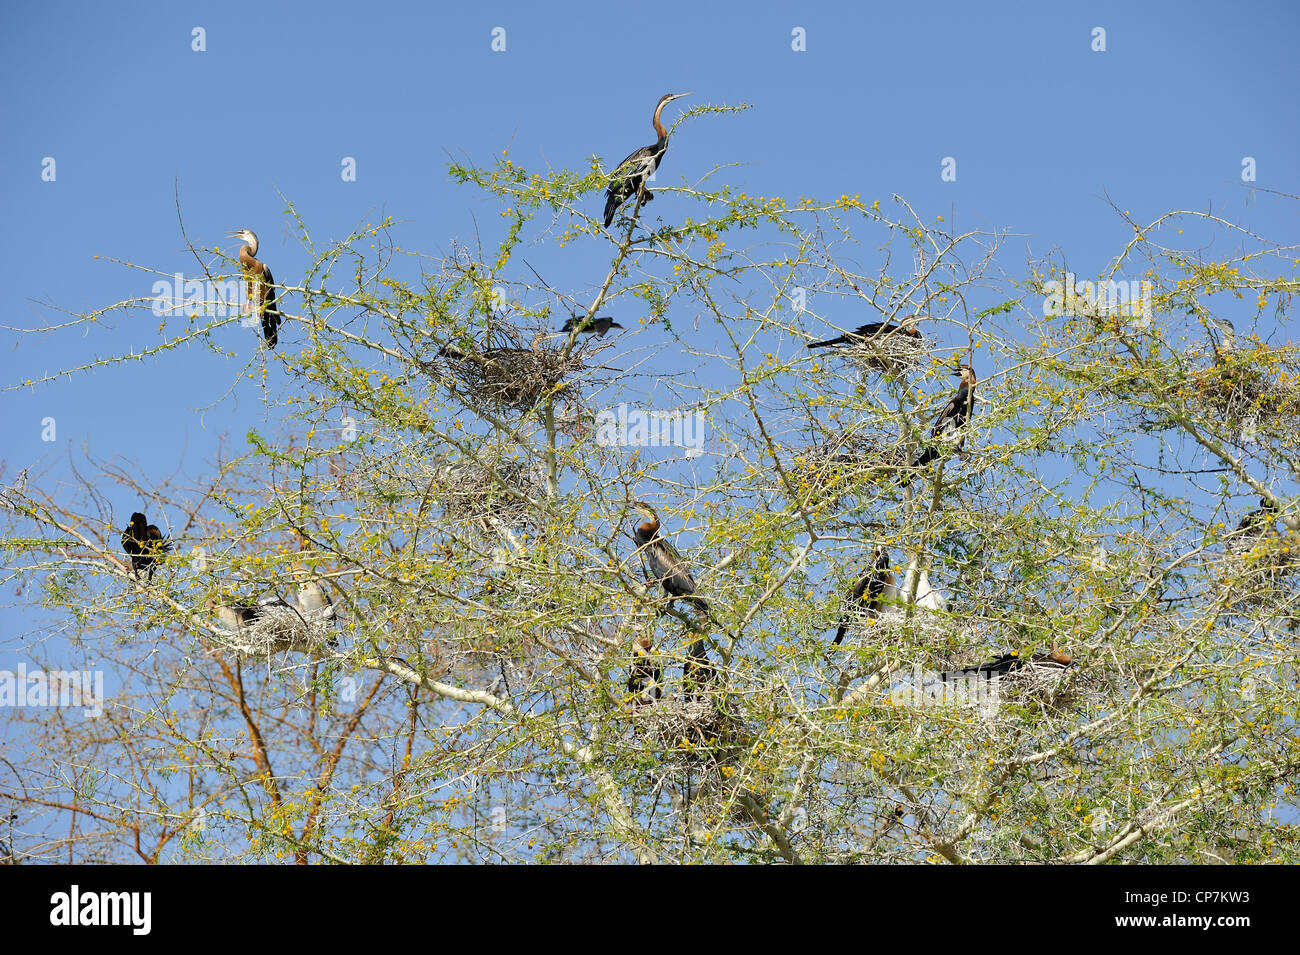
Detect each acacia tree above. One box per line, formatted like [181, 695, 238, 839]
[2, 105, 1298, 864]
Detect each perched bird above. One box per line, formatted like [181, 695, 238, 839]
[1207, 317, 1238, 361]
[120, 512, 170, 582]
[1236, 497, 1278, 536]
[912, 364, 977, 471]
[627, 636, 662, 705]
[631, 503, 709, 615]
[230, 228, 282, 348]
[603, 92, 691, 228]
[832, 546, 894, 645]
[806, 322, 923, 350]
[561, 315, 624, 337]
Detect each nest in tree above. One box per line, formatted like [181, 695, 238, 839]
[842, 605, 969, 660]
[629, 695, 750, 776]
[432, 329, 586, 411]
[1220, 538, 1300, 607]
[210, 604, 338, 658]
[425, 458, 542, 529]
[1191, 353, 1300, 441]
[884, 655, 1084, 722]
[834, 334, 927, 378]
[783, 431, 907, 505]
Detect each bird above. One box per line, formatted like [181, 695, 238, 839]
[603, 92, 691, 229]
[939, 644, 1073, 684]
[832, 546, 894, 645]
[911, 364, 977, 472]
[627, 636, 662, 705]
[631, 503, 709, 616]
[205, 597, 263, 630]
[806, 322, 923, 350]
[683, 636, 716, 700]
[296, 574, 333, 616]
[898, 552, 947, 613]
[230, 228, 282, 348]
[1207, 317, 1238, 360]
[1236, 497, 1278, 536]
[561, 315, 624, 337]
[120, 512, 170, 581]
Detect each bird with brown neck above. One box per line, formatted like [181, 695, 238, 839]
[603, 92, 691, 228]
[230, 228, 282, 348]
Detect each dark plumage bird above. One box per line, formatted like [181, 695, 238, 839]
[1236, 497, 1278, 536]
[912, 364, 977, 471]
[938, 644, 1073, 684]
[120, 512, 170, 581]
[807, 322, 923, 350]
[632, 504, 709, 615]
[603, 92, 690, 228]
[230, 229, 282, 348]
[561, 315, 624, 337]
[627, 636, 662, 705]
[832, 546, 894, 645]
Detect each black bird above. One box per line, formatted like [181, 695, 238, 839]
[631, 503, 709, 615]
[121, 512, 170, 581]
[683, 636, 716, 700]
[603, 92, 690, 228]
[627, 635, 662, 705]
[1236, 497, 1278, 536]
[230, 229, 282, 348]
[807, 322, 923, 350]
[832, 546, 894, 645]
[561, 315, 624, 337]
[912, 364, 977, 471]
[938, 644, 1073, 684]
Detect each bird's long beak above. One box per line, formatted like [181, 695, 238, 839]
[670, 92, 692, 101]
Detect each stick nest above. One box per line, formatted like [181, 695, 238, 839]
[210, 604, 337, 658]
[782, 431, 908, 505]
[433, 328, 587, 411]
[425, 458, 542, 528]
[836, 335, 928, 378]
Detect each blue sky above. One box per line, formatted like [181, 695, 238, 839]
[0, 0, 1297, 862]
[0, 1, 1296, 641]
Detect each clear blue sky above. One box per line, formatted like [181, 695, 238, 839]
[0, 1, 1296, 627]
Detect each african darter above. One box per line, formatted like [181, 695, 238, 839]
[631, 502, 716, 691]
[807, 321, 923, 350]
[911, 364, 977, 471]
[561, 316, 624, 337]
[121, 511, 170, 581]
[230, 228, 282, 348]
[832, 546, 894, 645]
[603, 93, 690, 228]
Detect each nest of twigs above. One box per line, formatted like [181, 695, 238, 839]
[781, 431, 907, 505]
[433, 328, 586, 411]
[629, 695, 749, 776]
[884, 656, 1083, 722]
[842, 606, 970, 659]
[1191, 354, 1300, 441]
[424, 458, 542, 528]
[839, 335, 927, 378]
[210, 604, 337, 658]
[1220, 539, 1300, 607]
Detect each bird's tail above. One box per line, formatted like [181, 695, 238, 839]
[603, 192, 619, 228]
[832, 623, 849, 646]
[806, 337, 844, 349]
